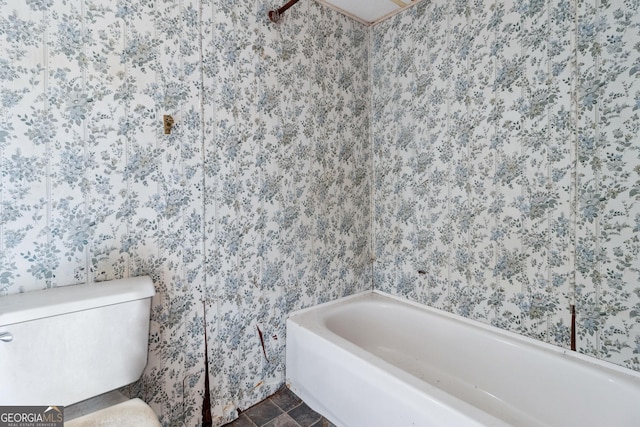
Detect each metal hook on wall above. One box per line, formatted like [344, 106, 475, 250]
[268, 0, 302, 23]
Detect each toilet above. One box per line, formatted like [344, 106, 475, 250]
[0, 276, 161, 426]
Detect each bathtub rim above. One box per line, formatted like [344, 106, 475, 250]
[287, 289, 640, 384]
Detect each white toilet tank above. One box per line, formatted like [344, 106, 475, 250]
[0, 276, 155, 406]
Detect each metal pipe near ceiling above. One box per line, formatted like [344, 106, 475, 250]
[268, 0, 302, 23]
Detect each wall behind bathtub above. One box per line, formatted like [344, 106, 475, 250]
[0, 1, 370, 426]
[372, 0, 640, 371]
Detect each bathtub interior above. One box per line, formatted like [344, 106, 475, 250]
[286, 291, 640, 427]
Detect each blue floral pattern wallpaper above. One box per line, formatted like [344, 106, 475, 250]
[0, 1, 370, 425]
[372, 0, 640, 372]
[4, 0, 640, 424]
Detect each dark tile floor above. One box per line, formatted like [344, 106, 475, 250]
[223, 386, 336, 427]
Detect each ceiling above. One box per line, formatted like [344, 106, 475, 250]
[317, 0, 422, 25]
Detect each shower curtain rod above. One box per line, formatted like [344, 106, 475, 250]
[268, 0, 302, 23]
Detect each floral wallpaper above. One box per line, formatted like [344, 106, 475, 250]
[4, 0, 640, 424]
[372, 0, 640, 372]
[0, 1, 370, 426]
[200, 1, 371, 424]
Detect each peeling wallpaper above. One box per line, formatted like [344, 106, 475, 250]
[372, 0, 640, 371]
[0, 1, 370, 425]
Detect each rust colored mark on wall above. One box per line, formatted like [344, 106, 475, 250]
[570, 305, 576, 351]
[202, 301, 212, 426]
[257, 325, 269, 362]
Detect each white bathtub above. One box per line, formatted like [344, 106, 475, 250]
[286, 291, 640, 427]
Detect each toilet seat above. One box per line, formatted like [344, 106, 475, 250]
[65, 398, 160, 427]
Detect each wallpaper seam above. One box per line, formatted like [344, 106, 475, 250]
[368, 24, 374, 291]
[44, 6, 52, 290]
[80, 0, 89, 285]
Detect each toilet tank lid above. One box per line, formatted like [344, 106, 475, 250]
[0, 276, 155, 326]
